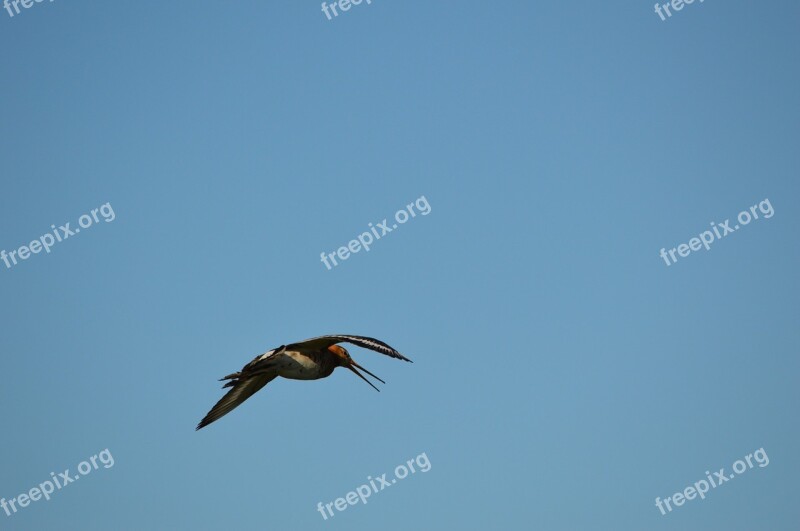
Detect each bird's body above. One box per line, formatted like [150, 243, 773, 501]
[242, 347, 340, 381]
[197, 335, 411, 430]
[278, 349, 338, 380]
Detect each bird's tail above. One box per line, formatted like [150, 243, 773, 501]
[219, 372, 241, 388]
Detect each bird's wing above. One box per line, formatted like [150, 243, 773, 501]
[240, 346, 285, 373]
[217, 347, 284, 385]
[196, 371, 277, 430]
[289, 335, 412, 362]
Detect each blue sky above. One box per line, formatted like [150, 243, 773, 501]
[1, 1, 798, 529]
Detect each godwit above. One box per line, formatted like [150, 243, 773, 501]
[196, 335, 411, 430]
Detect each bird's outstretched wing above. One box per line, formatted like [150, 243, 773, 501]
[289, 335, 412, 362]
[196, 371, 277, 430]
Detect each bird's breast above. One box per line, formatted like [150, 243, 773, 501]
[276, 351, 335, 380]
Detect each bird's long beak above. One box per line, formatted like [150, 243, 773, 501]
[347, 360, 385, 392]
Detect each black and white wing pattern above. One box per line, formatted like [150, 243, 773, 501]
[290, 335, 412, 362]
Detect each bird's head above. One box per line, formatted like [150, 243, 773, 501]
[327, 344, 385, 392]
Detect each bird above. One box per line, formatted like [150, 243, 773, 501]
[196, 335, 411, 430]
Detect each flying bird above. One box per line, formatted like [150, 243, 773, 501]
[196, 335, 411, 430]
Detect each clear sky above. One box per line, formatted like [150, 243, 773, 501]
[1, 1, 798, 530]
